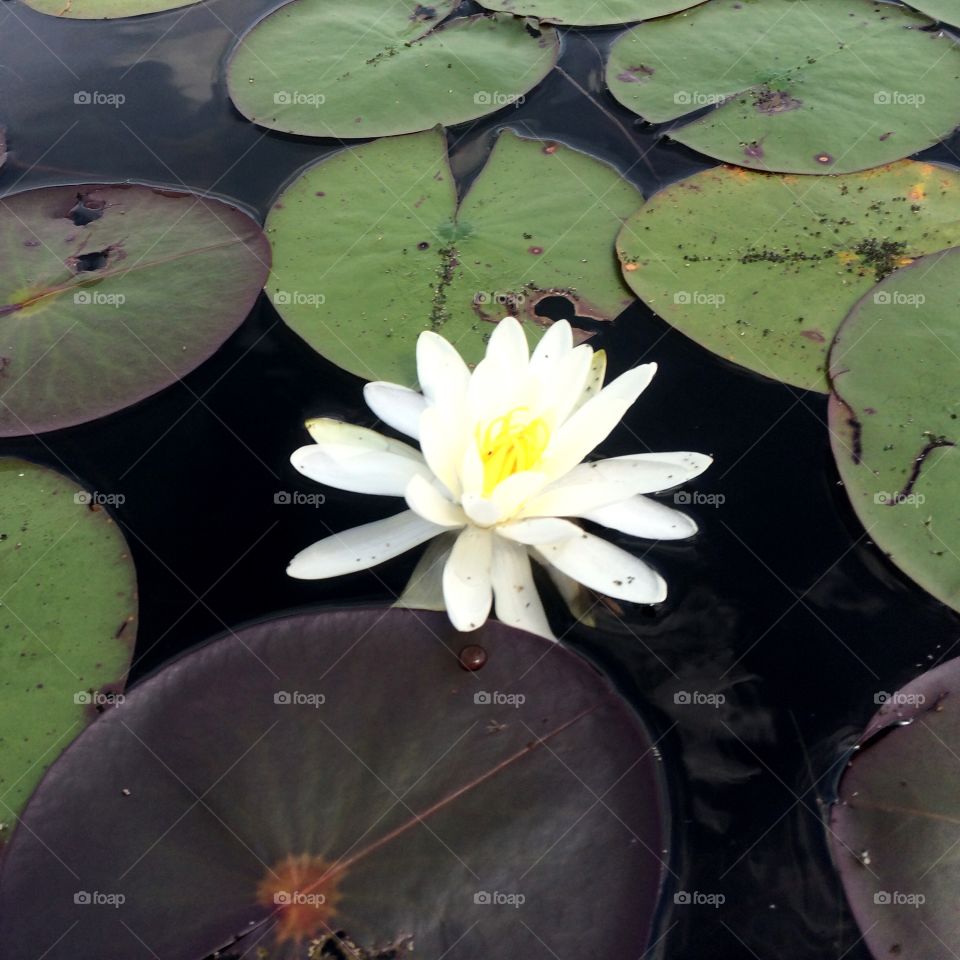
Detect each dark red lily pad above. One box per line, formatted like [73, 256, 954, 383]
[0, 608, 667, 959]
[830, 657, 960, 960]
[0, 183, 270, 436]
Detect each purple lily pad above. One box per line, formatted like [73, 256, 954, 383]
[830, 656, 960, 960]
[0, 183, 270, 436]
[0, 608, 667, 959]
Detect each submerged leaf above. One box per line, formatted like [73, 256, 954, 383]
[617, 161, 960, 391]
[227, 3, 558, 138]
[267, 128, 641, 384]
[0, 183, 270, 436]
[607, 0, 960, 174]
[0, 459, 136, 832]
[0, 608, 667, 959]
[829, 248, 960, 613]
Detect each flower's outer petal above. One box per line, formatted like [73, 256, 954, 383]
[394, 531, 456, 612]
[583, 495, 698, 540]
[304, 418, 423, 461]
[491, 538, 555, 641]
[291, 445, 432, 497]
[542, 363, 658, 479]
[529, 319, 573, 372]
[534, 344, 593, 430]
[461, 493, 501, 528]
[499, 516, 582, 546]
[573, 348, 607, 411]
[420, 406, 466, 500]
[484, 315, 529, 371]
[534, 531, 667, 604]
[363, 382, 427, 440]
[404, 474, 468, 528]
[417, 331, 471, 408]
[490, 470, 551, 520]
[443, 526, 494, 631]
[287, 511, 443, 580]
[521, 452, 713, 516]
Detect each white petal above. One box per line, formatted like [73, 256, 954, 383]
[491, 538, 554, 641]
[417, 331, 471, 407]
[287, 511, 443, 580]
[404, 474, 467, 528]
[529, 319, 573, 371]
[583, 495, 698, 540]
[443, 526, 493, 631]
[573, 348, 607, 411]
[489, 470, 551, 520]
[499, 516, 582, 546]
[542, 363, 658, 479]
[291, 445, 431, 497]
[484, 316, 529, 370]
[394, 532, 456, 612]
[419, 406, 467, 500]
[546, 564, 598, 627]
[533, 343, 593, 430]
[363, 382, 427, 441]
[304, 419, 422, 461]
[521, 452, 713, 517]
[534, 530, 667, 605]
[461, 493, 501, 527]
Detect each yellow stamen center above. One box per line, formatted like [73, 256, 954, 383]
[477, 407, 550, 495]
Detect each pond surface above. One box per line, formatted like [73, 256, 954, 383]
[0, 1, 958, 957]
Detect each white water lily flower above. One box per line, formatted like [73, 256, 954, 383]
[288, 317, 711, 641]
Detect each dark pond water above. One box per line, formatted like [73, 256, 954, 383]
[1, 1, 959, 957]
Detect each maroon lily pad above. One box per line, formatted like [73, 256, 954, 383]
[830, 657, 960, 960]
[0, 608, 667, 959]
[0, 183, 270, 436]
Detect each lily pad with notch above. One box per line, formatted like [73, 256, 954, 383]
[266, 127, 642, 385]
[828, 247, 960, 613]
[0, 608, 668, 959]
[0, 183, 270, 436]
[616, 160, 960, 391]
[475, 0, 700, 27]
[227, 1, 559, 139]
[606, 0, 960, 175]
[905, 1, 960, 26]
[830, 655, 960, 960]
[0, 458, 136, 837]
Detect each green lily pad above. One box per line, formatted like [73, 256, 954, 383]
[267, 128, 641, 385]
[617, 161, 960, 391]
[475, 0, 699, 26]
[0, 458, 136, 838]
[828, 248, 960, 613]
[0, 609, 667, 959]
[831, 656, 960, 960]
[907, 1, 960, 26]
[607, 0, 960, 174]
[0, 183, 270, 436]
[227, 3, 558, 139]
[22, 0, 197, 18]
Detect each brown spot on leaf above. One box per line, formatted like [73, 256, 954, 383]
[754, 88, 802, 114]
[257, 853, 344, 944]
